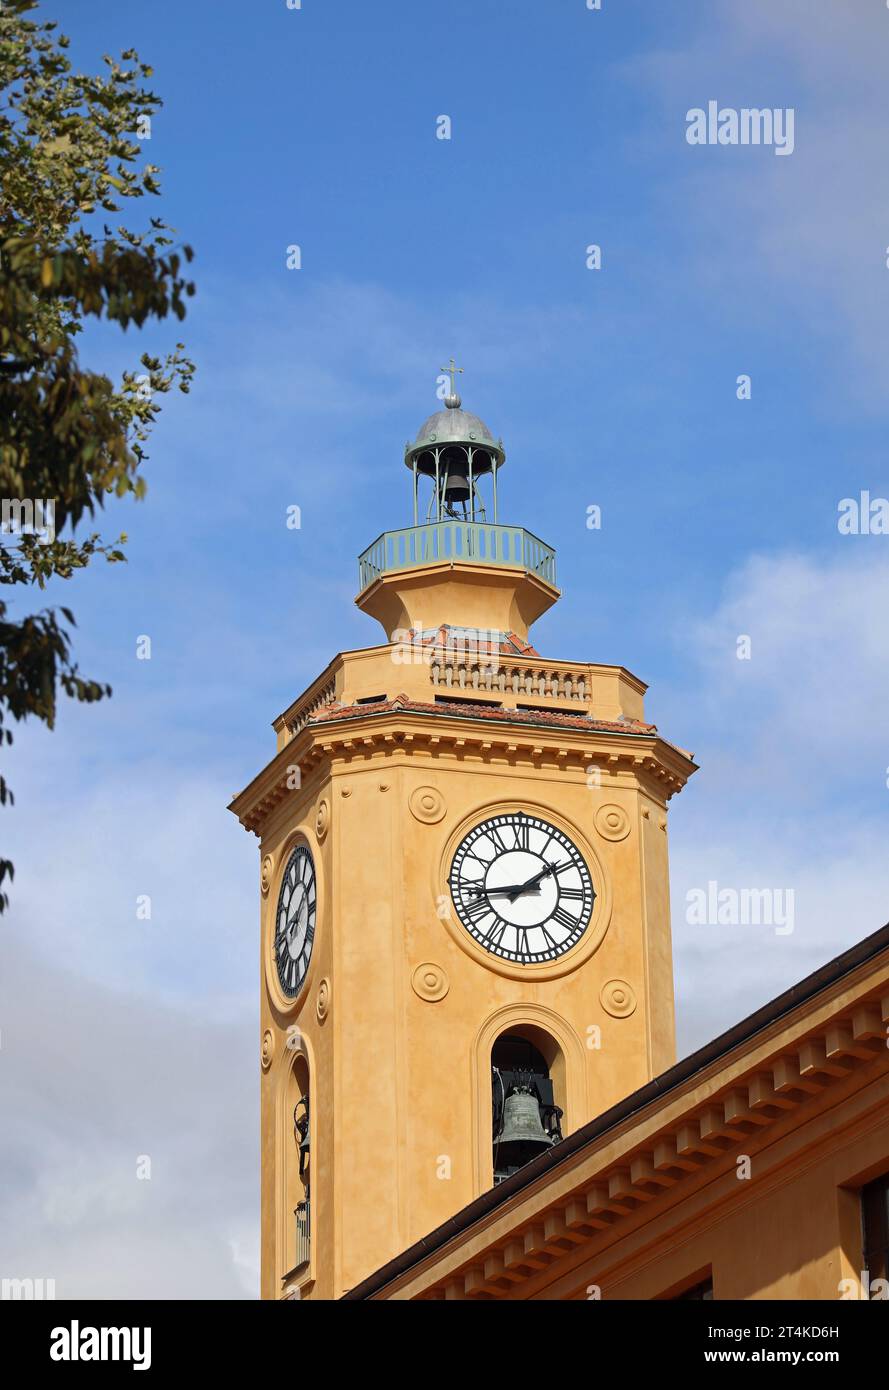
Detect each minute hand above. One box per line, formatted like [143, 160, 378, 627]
[507, 862, 561, 902]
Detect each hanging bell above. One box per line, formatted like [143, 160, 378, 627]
[294, 1096, 310, 1178]
[442, 469, 470, 505]
[496, 1085, 554, 1170]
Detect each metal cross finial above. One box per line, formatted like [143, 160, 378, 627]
[440, 357, 463, 397]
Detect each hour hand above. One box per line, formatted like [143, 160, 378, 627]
[507, 862, 558, 900]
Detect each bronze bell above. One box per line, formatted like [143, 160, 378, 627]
[496, 1085, 554, 1169]
[442, 469, 470, 504]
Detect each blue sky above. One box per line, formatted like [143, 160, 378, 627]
[2, 0, 889, 1296]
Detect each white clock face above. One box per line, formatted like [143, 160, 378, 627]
[449, 813, 595, 964]
[274, 845, 316, 998]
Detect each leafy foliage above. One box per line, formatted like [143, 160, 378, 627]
[0, 0, 195, 909]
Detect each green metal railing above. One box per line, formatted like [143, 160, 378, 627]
[357, 521, 557, 593]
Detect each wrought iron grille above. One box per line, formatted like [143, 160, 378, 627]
[294, 1199, 310, 1270]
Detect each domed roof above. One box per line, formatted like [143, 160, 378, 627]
[405, 396, 505, 468]
[414, 406, 497, 448]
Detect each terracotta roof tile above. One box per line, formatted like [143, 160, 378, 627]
[308, 694, 657, 737]
[409, 625, 540, 658]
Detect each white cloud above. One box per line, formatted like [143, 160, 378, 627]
[3, 731, 256, 1005]
[666, 546, 889, 1054]
[0, 940, 257, 1299]
[683, 547, 889, 778]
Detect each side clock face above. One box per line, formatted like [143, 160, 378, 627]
[274, 845, 316, 998]
[449, 812, 595, 964]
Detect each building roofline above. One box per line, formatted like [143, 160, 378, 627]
[308, 696, 659, 740]
[341, 918, 889, 1300]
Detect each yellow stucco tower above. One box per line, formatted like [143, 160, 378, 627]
[230, 374, 697, 1300]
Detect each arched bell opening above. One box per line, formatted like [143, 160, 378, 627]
[285, 1054, 311, 1272]
[491, 1026, 565, 1184]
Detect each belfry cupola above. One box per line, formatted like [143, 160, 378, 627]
[356, 363, 559, 644]
[405, 359, 506, 524]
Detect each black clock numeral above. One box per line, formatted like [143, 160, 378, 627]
[462, 894, 494, 921]
[485, 823, 511, 854]
[515, 927, 531, 958]
[559, 886, 586, 900]
[552, 905, 579, 931]
[483, 918, 507, 947]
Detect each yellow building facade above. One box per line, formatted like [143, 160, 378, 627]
[345, 923, 889, 1302]
[230, 384, 889, 1302]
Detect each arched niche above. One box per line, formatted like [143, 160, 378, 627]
[278, 1038, 314, 1290]
[472, 1004, 588, 1194]
[491, 1028, 565, 1183]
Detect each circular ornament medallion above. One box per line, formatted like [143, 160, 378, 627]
[600, 978, 637, 1018]
[411, 961, 449, 1002]
[595, 804, 631, 843]
[409, 786, 446, 825]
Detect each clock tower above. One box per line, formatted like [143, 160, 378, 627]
[229, 373, 697, 1300]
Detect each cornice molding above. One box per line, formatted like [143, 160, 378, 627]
[229, 707, 696, 836]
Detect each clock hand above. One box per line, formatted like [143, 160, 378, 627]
[466, 862, 564, 903]
[467, 883, 542, 897]
[507, 861, 560, 901]
[517, 857, 575, 888]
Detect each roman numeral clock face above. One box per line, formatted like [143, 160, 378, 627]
[449, 813, 595, 964]
[274, 845, 316, 998]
